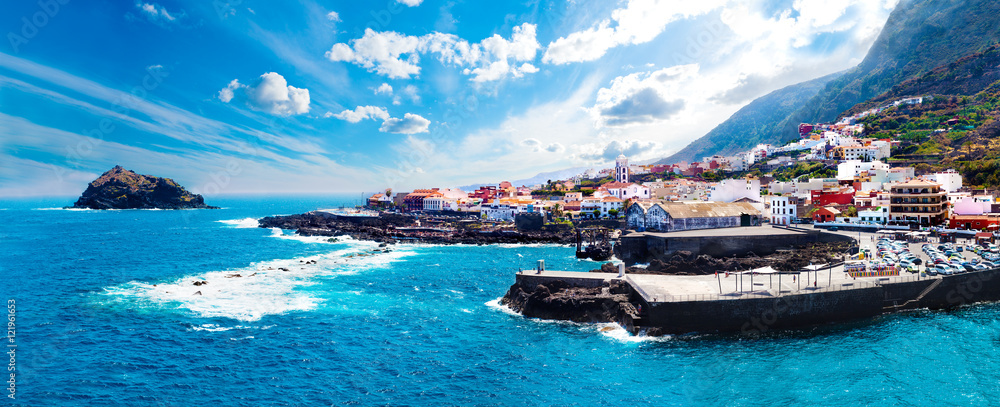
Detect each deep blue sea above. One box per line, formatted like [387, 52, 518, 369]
[3, 194, 1000, 406]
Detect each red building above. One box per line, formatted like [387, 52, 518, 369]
[799, 123, 814, 137]
[811, 188, 854, 207]
[469, 186, 498, 200]
[949, 214, 1000, 231]
[812, 206, 841, 223]
[402, 189, 442, 212]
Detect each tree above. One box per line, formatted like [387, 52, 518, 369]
[385, 188, 393, 198]
[608, 209, 619, 218]
[592, 209, 601, 219]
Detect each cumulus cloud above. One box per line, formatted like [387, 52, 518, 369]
[398, 0, 423, 6]
[374, 83, 393, 95]
[326, 106, 390, 123]
[325, 23, 540, 82]
[135, 2, 184, 26]
[579, 139, 660, 162]
[543, 0, 726, 64]
[590, 65, 694, 127]
[217, 72, 310, 116]
[545, 142, 565, 153]
[326, 11, 340, 21]
[520, 138, 565, 153]
[380, 113, 431, 134]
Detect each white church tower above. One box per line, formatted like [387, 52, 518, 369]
[615, 154, 629, 183]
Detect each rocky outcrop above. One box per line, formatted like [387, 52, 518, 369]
[500, 279, 633, 323]
[258, 212, 577, 245]
[71, 166, 218, 210]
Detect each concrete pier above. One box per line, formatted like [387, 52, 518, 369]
[514, 266, 1000, 335]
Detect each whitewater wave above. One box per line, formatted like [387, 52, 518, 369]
[217, 218, 259, 228]
[100, 242, 415, 322]
[485, 298, 671, 343]
[33, 207, 92, 211]
[268, 228, 353, 244]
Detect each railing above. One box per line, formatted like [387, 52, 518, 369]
[648, 273, 932, 303]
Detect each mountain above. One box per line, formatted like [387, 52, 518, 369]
[784, 0, 1000, 134]
[660, 0, 1000, 165]
[457, 166, 588, 191]
[657, 71, 843, 164]
[71, 166, 218, 210]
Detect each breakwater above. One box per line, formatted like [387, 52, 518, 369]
[506, 266, 1000, 336]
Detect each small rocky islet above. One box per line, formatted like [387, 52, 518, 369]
[70, 166, 218, 210]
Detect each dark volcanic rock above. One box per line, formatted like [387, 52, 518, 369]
[500, 279, 632, 323]
[258, 212, 576, 245]
[71, 166, 218, 210]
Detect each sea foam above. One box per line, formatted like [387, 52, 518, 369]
[100, 242, 415, 322]
[217, 218, 259, 228]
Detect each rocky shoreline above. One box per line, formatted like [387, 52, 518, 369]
[258, 212, 577, 245]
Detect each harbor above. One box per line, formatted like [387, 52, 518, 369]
[508, 228, 1000, 335]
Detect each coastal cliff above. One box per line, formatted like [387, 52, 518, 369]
[71, 166, 218, 210]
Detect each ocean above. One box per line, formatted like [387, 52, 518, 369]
[3, 195, 1000, 406]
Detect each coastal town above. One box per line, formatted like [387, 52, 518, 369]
[367, 97, 999, 237]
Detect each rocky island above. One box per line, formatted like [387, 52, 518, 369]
[71, 166, 218, 210]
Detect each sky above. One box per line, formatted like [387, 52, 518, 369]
[0, 0, 899, 196]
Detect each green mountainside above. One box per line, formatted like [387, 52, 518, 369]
[660, 0, 1000, 165]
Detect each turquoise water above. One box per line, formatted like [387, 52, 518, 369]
[3, 195, 1000, 406]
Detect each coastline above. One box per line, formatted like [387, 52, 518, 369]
[257, 211, 578, 246]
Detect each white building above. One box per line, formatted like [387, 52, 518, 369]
[769, 195, 797, 225]
[604, 182, 650, 200]
[709, 178, 762, 203]
[615, 154, 629, 183]
[423, 196, 458, 212]
[930, 169, 963, 193]
[856, 206, 889, 225]
[837, 160, 890, 181]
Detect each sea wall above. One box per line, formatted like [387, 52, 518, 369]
[615, 228, 853, 265]
[639, 288, 884, 335]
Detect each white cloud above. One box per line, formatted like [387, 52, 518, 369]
[398, 0, 423, 6]
[543, 0, 726, 64]
[578, 139, 662, 162]
[326, 106, 390, 123]
[217, 72, 310, 116]
[375, 83, 393, 95]
[545, 143, 565, 153]
[590, 64, 696, 127]
[325, 24, 540, 82]
[217, 79, 239, 103]
[380, 113, 431, 134]
[400, 85, 420, 103]
[134, 2, 186, 27]
[326, 11, 340, 22]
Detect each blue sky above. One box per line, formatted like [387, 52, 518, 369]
[0, 0, 898, 196]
